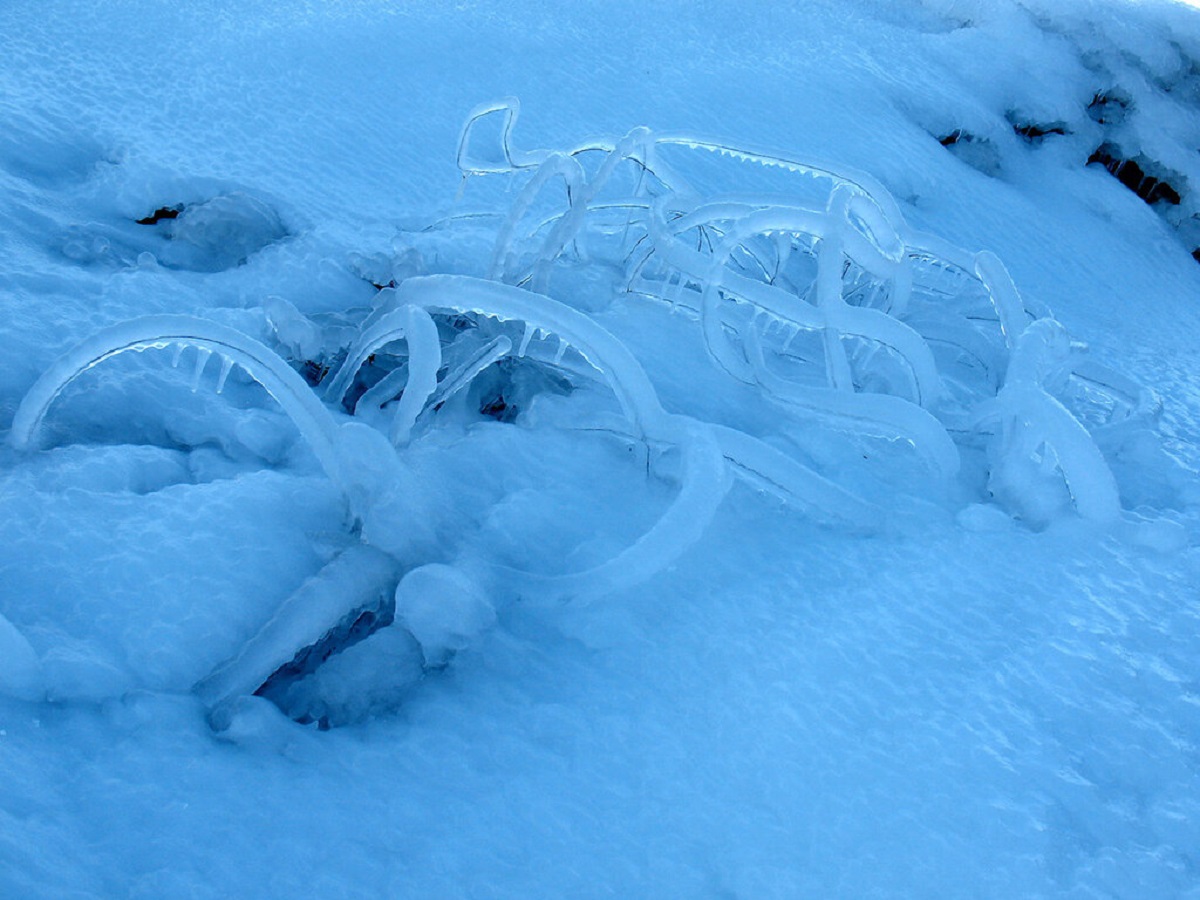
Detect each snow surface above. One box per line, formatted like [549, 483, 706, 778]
[3, 0, 1200, 896]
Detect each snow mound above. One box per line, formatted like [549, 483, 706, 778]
[395, 564, 495, 667]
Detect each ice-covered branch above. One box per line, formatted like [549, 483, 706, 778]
[974, 320, 1121, 523]
[448, 99, 1142, 525]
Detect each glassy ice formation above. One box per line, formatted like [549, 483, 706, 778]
[6, 100, 1161, 724]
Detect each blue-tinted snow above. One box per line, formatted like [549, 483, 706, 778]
[2, 0, 1200, 896]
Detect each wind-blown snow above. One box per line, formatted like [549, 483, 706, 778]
[2, 0, 1200, 896]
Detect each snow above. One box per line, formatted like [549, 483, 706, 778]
[0, 613, 42, 702]
[394, 564, 496, 667]
[2, 0, 1200, 895]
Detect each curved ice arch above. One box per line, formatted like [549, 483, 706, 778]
[974, 320, 1120, 522]
[488, 152, 588, 285]
[694, 197, 939, 407]
[973, 251, 1028, 352]
[638, 196, 1034, 383]
[9, 316, 353, 493]
[632, 201, 956, 473]
[457, 101, 1050, 333]
[456, 97, 544, 177]
[495, 417, 729, 604]
[323, 303, 443, 447]
[376, 275, 731, 602]
[384, 275, 673, 438]
[741, 325, 960, 478]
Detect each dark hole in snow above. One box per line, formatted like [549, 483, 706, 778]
[341, 352, 397, 413]
[342, 381, 368, 414]
[1192, 248, 1200, 264]
[159, 192, 290, 272]
[480, 394, 515, 421]
[1087, 90, 1131, 125]
[1087, 143, 1183, 206]
[299, 359, 328, 386]
[469, 356, 573, 424]
[936, 130, 1001, 176]
[135, 205, 184, 225]
[255, 602, 394, 709]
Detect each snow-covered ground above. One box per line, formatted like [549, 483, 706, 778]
[3, 0, 1200, 895]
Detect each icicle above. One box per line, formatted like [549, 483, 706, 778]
[190, 347, 212, 392]
[782, 326, 800, 354]
[8, 315, 351, 514]
[171, 343, 185, 368]
[518, 322, 535, 358]
[553, 337, 568, 365]
[215, 355, 234, 394]
[388, 312, 443, 445]
[396, 275, 669, 437]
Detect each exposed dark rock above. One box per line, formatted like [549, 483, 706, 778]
[299, 359, 329, 386]
[936, 129, 1001, 176]
[1010, 120, 1067, 143]
[255, 602, 394, 714]
[1087, 143, 1183, 206]
[1087, 90, 1132, 125]
[479, 394, 513, 421]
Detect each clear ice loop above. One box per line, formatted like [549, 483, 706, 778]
[459, 100, 1134, 523]
[8, 315, 355, 517]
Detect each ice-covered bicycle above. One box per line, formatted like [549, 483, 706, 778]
[2, 99, 1157, 724]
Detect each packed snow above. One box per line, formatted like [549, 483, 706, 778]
[2, 0, 1200, 895]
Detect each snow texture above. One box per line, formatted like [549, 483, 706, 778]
[2, 0, 1200, 895]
